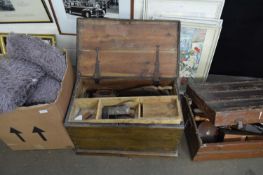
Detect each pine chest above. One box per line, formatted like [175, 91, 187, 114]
[64, 19, 184, 157]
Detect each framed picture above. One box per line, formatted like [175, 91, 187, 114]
[0, 0, 52, 23]
[153, 17, 222, 81]
[49, 0, 126, 35]
[0, 37, 4, 55]
[0, 33, 56, 55]
[0, 34, 7, 55]
[133, 0, 225, 20]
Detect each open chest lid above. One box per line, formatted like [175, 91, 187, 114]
[77, 18, 180, 84]
[186, 80, 263, 126]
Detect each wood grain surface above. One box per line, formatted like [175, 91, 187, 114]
[186, 80, 263, 126]
[77, 18, 179, 79]
[181, 95, 263, 161]
[67, 126, 183, 152]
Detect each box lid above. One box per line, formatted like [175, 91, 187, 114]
[186, 80, 263, 126]
[77, 19, 180, 83]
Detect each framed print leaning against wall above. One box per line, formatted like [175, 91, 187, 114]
[153, 17, 222, 81]
[134, 0, 225, 20]
[0, 0, 52, 23]
[0, 33, 56, 55]
[133, 0, 224, 81]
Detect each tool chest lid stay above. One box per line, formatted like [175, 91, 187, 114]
[76, 18, 180, 84]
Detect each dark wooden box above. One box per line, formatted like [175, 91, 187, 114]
[182, 80, 263, 161]
[64, 19, 184, 157]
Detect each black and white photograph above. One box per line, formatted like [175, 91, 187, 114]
[49, 0, 124, 34]
[63, 0, 119, 19]
[0, 0, 15, 11]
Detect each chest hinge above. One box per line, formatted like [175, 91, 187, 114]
[153, 45, 160, 86]
[93, 47, 101, 84]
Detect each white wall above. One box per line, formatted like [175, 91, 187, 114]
[119, 0, 131, 19]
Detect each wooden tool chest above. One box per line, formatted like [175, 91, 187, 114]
[182, 80, 263, 161]
[64, 19, 184, 157]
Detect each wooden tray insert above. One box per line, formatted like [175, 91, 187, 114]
[68, 96, 182, 124]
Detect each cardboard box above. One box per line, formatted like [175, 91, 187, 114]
[0, 53, 74, 150]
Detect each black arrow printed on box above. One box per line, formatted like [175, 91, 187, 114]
[10, 127, 25, 142]
[32, 127, 47, 141]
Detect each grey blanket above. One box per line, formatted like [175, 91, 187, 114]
[0, 33, 67, 113]
[7, 33, 66, 81]
[26, 76, 61, 105]
[0, 58, 45, 112]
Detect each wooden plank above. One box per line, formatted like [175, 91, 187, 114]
[223, 134, 263, 142]
[215, 109, 263, 126]
[78, 19, 179, 51]
[78, 79, 174, 92]
[198, 89, 263, 102]
[67, 127, 183, 152]
[181, 96, 202, 159]
[77, 19, 179, 78]
[76, 149, 178, 158]
[70, 118, 182, 124]
[194, 150, 263, 161]
[199, 141, 263, 152]
[191, 80, 263, 92]
[209, 98, 263, 110]
[78, 50, 177, 78]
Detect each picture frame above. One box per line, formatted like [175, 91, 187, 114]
[0, 0, 52, 23]
[48, 0, 76, 35]
[49, 0, 130, 35]
[135, 0, 224, 81]
[133, 0, 225, 20]
[0, 38, 4, 55]
[153, 16, 222, 81]
[0, 33, 56, 55]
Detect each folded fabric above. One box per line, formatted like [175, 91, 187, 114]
[0, 57, 45, 113]
[0, 57, 45, 79]
[26, 76, 61, 105]
[6, 33, 66, 81]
